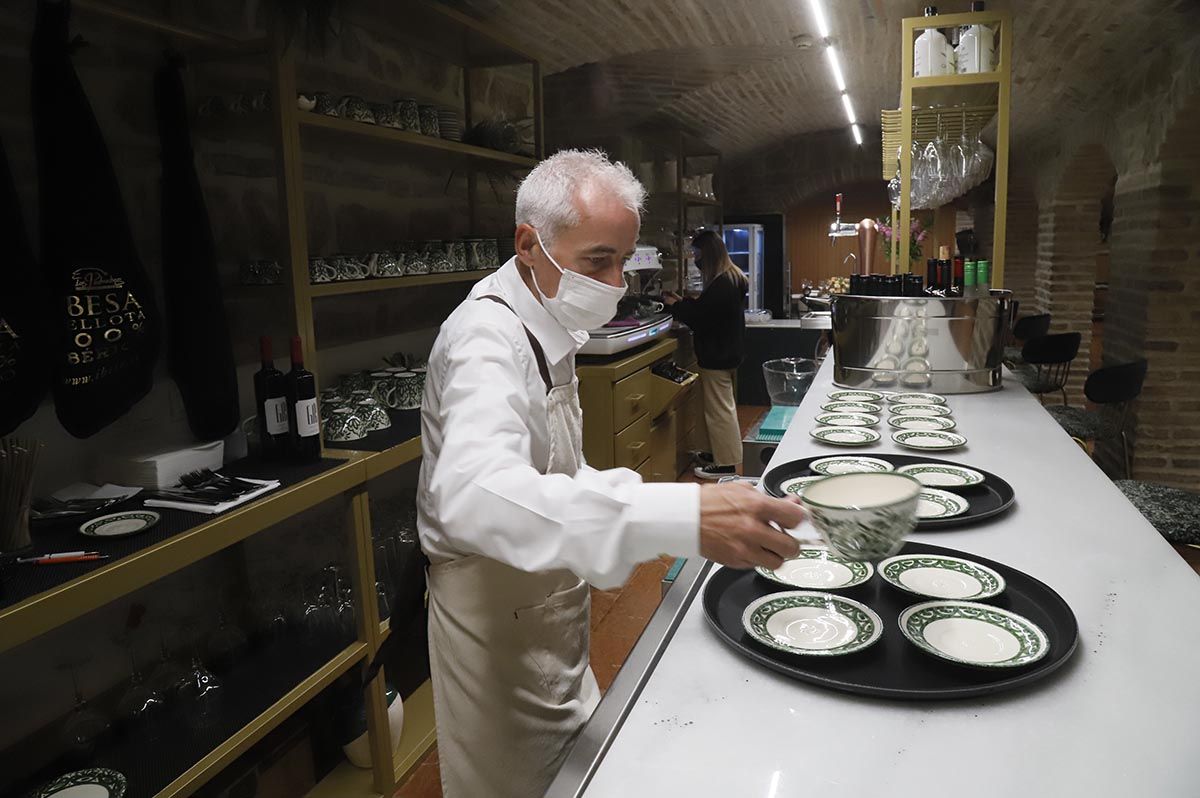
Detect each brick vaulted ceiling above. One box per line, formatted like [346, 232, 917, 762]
[448, 0, 1199, 182]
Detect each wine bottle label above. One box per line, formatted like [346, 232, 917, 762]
[264, 396, 288, 435]
[295, 398, 319, 437]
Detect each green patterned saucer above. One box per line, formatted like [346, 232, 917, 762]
[820, 401, 882, 414]
[890, 403, 952, 418]
[755, 549, 874, 590]
[742, 591, 883, 656]
[810, 426, 881, 447]
[916, 488, 970, 519]
[888, 414, 957, 432]
[809, 456, 894, 475]
[892, 430, 967, 450]
[900, 600, 1048, 667]
[827, 389, 884, 403]
[815, 412, 879, 427]
[32, 768, 126, 798]
[879, 554, 1005, 600]
[897, 463, 984, 487]
[79, 511, 160, 539]
[887, 392, 947, 405]
[780, 475, 826, 496]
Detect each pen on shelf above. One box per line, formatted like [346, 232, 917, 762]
[15, 551, 98, 563]
[22, 554, 109, 566]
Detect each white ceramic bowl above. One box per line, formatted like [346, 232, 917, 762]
[799, 472, 922, 561]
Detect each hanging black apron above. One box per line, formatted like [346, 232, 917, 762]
[154, 54, 238, 441]
[32, 0, 159, 438]
[0, 136, 50, 437]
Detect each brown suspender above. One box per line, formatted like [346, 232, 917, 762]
[477, 295, 554, 393]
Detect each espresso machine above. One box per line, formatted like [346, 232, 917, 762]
[579, 245, 676, 356]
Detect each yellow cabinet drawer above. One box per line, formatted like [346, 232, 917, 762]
[614, 412, 652, 471]
[634, 456, 654, 481]
[612, 369, 653, 432]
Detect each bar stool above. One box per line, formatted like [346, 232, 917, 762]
[1003, 313, 1051, 367]
[1009, 332, 1081, 405]
[1046, 360, 1147, 478]
[1115, 481, 1200, 546]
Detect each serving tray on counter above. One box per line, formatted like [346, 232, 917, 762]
[701, 542, 1079, 700]
[761, 454, 1016, 530]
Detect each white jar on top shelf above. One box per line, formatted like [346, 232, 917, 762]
[956, 1, 996, 73]
[914, 6, 950, 77]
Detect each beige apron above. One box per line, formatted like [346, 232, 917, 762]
[427, 297, 599, 798]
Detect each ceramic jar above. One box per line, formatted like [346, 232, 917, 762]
[338, 95, 375, 124]
[332, 255, 371, 281]
[297, 92, 317, 112]
[240, 259, 282, 285]
[418, 105, 440, 137]
[373, 102, 402, 129]
[356, 398, 392, 432]
[394, 99, 420, 132]
[369, 371, 399, 409]
[325, 407, 367, 442]
[309, 256, 338, 284]
[425, 241, 454, 273]
[481, 238, 500, 269]
[446, 240, 467, 271]
[313, 92, 338, 116]
[372, 251, 404, 278]
[342, 371, 374, 395]
[402, 242, 429, 275]
[390, 370, 423, 410]
[464, 238, 486, 271]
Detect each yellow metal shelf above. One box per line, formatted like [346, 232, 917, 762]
[307, 269, 494, 299]
[0, 460, 366, 654]
[305, 680, 437, 798]
[157, 643, 368, 798]
[298, 113, 537, 170]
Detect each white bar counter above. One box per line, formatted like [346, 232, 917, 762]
[550, 359, 1200, 798]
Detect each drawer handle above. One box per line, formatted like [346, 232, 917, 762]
[627, 392, 646, 404]
[627, 441, 646, 452]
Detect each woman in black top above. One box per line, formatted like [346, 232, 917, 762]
[664, 229, 748, 479]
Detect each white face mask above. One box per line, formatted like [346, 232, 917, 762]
[530, 230, 627, 331]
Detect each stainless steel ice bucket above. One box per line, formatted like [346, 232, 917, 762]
[830, 290, 1013, 394]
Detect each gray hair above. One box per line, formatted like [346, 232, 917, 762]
[515, 149, 647, 246]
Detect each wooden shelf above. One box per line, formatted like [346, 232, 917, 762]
[305, 679, 437, 798]
[0, 459, 364, 654]
[909, 72, 1002, 106]
[298, 113, 537, 169]
[307, 269, 495, 299]
[159, 643, 368, 798]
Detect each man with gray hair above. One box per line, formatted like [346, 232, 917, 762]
[418, 149, 804, 796]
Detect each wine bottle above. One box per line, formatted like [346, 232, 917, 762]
[285, 336, 320, 462]
[253, 336, 288, 459]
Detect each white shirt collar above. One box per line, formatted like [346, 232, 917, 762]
[494, 257, 588, 365]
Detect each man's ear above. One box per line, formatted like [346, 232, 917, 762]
[515, 224, 538, 265]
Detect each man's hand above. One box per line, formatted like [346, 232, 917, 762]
[699, 482, 806, 570]
[661, 291, 682, 306]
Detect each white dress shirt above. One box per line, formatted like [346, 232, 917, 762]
[417, 258, 701, 590]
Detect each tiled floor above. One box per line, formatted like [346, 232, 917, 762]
[394, 406, 770, 797]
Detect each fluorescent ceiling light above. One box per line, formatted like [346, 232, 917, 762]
[808, 0, 830, 39]
[825, 47, 846, 92]
[841, 94, 857, 125]
[851, 124, 863, 146]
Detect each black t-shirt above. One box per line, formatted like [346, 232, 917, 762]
[668, 272, 746, 370]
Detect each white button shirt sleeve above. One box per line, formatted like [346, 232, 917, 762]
[423, 310, 700, 590]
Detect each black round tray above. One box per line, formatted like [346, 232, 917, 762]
[762, 454, 1016, 530]
[701, 542, 1079, 700]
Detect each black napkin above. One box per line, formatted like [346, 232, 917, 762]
[154, 53, 239, 441]
[32, 0, 159, 438]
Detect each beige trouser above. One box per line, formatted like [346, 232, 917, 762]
[698, 367, 742, 467]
